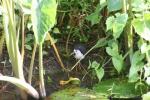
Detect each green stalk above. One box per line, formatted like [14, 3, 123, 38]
[4, 0, 24, 79]
[127, 0, 133, 61]
[21, 13, 25, 60]
[0, 32, 5, 56]
[28, 42, 37, 84]
[39, 43, 46, 97]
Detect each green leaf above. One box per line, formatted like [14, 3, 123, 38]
[142, 92, 150, 100]
[107, 0, 122, 12]
[106, 41, 118, 56]
[113, 23, 124, 39]
[86, 4, 102, 26]
[128, 51, 145, 82]
[95, 67, 104, 82]
[132, 18, 144, 33]
[144, 13, 150, 28]
[94, 37, 108, 49]
[25, 45, 32, 50]
[53, 27, 60, 34]
[86, 12, 101, 26]
[106, 16, 115, 31]
[113, 13, 128, 39]
[131, 51, 145, 66]
[132, 0, 145, 12]
[140, 43, 150, 54]
[106, 13, 128, 39]
[112, 55, 124, 73]
[31, 0, 57, 44]
[91, 61, 100, 69]
[132, 13, 150, 41]
[93, 78, 143, 98]
[106, 47, 115, 57]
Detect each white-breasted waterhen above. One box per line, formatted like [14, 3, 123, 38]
[73, 44, 86, 71]
[73, 44, 86, 60]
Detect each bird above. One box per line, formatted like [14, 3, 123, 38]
[73, 44, 86, 60]
[73, 44, 86, 71]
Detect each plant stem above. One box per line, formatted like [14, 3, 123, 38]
[21, 13, 25, 60]
[48, 32, 66, 70]
[39, 43, 46, 97]
[65, 27, 72, 57]
[0, 32, 5, 56]
[28, 42, 37, 84]
[127, 0, 133, 61]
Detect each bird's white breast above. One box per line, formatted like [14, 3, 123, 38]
[74, 49, 85, 60]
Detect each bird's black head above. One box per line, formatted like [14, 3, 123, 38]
[74, 44, 86, 55]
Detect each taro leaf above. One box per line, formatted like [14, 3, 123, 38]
[128, 51, 145, 82]
[95, 67, 104, 82]
[107, 0, 122, 12]
[112, 55, 124, 73]
[31, 0, 57, 44]
[106, 13, 128, 39]
[132, 13, 150, 41]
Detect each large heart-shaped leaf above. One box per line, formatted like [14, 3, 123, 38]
[31, 0, 57, 44]
[106, 13, 128, 39]
[132, 13, 150, 41]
